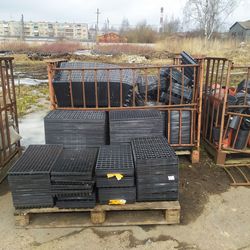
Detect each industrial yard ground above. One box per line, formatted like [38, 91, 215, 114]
[0, 41, 249, 250]
[1, 154, 250, 250]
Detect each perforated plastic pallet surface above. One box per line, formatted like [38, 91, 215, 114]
[95, 145, 134, 176]
[44, 110, 106, 122]
[131, 136, 178, 163]
[9, 145, 63, 174]
[110, 109, 162, 121]
[96, 177, 134, 188]
[51, 148, 98, 176]
[55, 62, 135, 86]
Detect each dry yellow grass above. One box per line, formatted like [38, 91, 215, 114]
[156, 37, 250, 65]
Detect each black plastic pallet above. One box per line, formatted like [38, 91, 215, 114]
[109, 110, 164, 144]
[53, 62, 136, 107]
[96, 177, 134, 188]
[8, 145, 63, 174]
[98, 187, 136, 204]
[8, 145, 63, 209]
[95, 144, 134, 176]
[51, 148, 98, 177]
[44, 110, 107, 148]
[131, 136, 178, 166]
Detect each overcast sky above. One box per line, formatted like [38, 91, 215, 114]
[0, 0, 249, 29]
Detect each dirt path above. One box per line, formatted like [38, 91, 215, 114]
[1, 160, 249, 250]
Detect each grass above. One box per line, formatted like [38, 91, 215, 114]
[0, 41, 83, 53]
[16, 84, 50, 117]
[156, 37, 250, 65]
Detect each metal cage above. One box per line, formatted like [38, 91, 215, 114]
[0, 57, 20, 178]
[202, 57, 250, 168]
[47, 59, 204, 163]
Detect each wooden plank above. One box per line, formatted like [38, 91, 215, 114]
[15, 201, 180, 215]
[175, 150, 191, 156]
[16, 210, 180, 229]
[14, 201, 181, 228]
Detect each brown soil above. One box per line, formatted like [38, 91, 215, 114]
[179, 148, 230, 225]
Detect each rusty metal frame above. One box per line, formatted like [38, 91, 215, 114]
[223, 166, 250, 186]
[0, 57, 21, 172]
[47, 59, 204, 160]
[202, 57, 250, 167]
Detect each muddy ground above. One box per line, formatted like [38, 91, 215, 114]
[1, 152, 249, 250]
[0, 54, 249, 249]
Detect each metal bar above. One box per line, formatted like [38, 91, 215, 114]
[68, 70, 74, 107]
[132, 70, 136, 107]
[179, 111, 182, 145]
[223, 114, 231, 142]
[244, 67, 250, 105]
[169, 68, 172, 105]
[53, 64, 199, 71]
[107, 69, 111, 108]
[157, 68, 160, 103]
[209, 102, 215, 142]
[167, 111, 171, 144]
[197, 59, 204, 148]
[236, 167, 250, 184]
[191, 110, 194, 145]
[145, 69, 148, 103]
[120, 69, 123, 107]
[202, 59, 210, 138]
[94, 69, 98, 108]
[218, 61, 232, 151]
[0, 61, 10, 158]
[81, 70, 86, 108]
[223, 167, 237, 185]
[218, 60, 225, 100]
[181, 67, 184, 104]
[56, 105, 197, 110]
[232, 116, 243, 149]
[192, 66, 196, 103]
[9, 59, 19, 135]
[47, 63, 56, 109]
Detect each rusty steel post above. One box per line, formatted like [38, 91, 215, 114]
[218, 61, 232, 151]
[47, 63, 56, 110]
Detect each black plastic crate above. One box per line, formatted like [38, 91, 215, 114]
[166, 110, 191, 145]
[44, 110, 107, 148]
[109, 110, 164, 144]
[95, 145, 134, 176]
[53, 62, 136, 107]
[98, 187, 136, 204]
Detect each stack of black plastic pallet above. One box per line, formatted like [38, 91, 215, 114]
[109, 109, 164, 144]
[51, 148, 98, 208]
[95, 145, 136, 204]
[53, 62, 136, 107]
[166, 110, 191, 145]
[132, 136, 179, 201]
[8, 145, 63, 208]
[44, 110, 107, 148]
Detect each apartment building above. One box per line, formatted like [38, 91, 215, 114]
[0, 20, 88, 40]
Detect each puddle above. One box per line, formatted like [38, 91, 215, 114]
[19, 110, 49, 147]
[15, 78, 48, 86]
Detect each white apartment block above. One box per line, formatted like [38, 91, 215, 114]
[0, 20, 88, 40]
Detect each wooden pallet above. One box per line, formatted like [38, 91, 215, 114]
[175, 149, 200, 164]
[203, 139, 250, 166]
[14, 201, 180, 228]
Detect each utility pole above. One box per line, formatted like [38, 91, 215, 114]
[107, 18, 109, 32]
[20, 14, 24, 41]
[159, 7, 164, 33]
[96, 8, 100, 44]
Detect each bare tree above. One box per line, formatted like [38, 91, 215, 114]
[184, 0, 238, 40]
[119, 18, 130, 35]
[163, 15, 181, 34]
